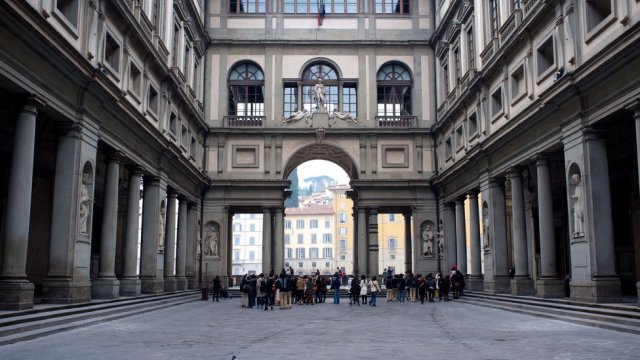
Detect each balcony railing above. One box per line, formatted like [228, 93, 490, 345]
[499, 9, 522, 44]
[224, 115, 265, 127]
[376, 116, 416, 127]
[523, 0, 538, 16]
[480, 37, 498, 67]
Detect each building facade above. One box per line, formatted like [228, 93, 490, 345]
[1, 0, 639, 310]
[284, 205, 335, 275]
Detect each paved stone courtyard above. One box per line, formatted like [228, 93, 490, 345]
[0, 297, 639, 360]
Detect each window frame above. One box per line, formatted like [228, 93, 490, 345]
[377, 62, 413, 117]
[228, 62, 266, 117]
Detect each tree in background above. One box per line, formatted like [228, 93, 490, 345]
[285, 168, 299, 208]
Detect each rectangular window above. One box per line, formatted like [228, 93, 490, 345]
[190, 137, 196, 160]
[456, 125, 464, 150]
[325, 219, 331, 228]
[250, 224, 256, 231]
[310, 248, 319, 258]
[338, 213, 347, 223]
[148, 85, 159, 116]
[283, 85, 298, 118]
[388, 214, 396, 221]
[184, 44, 191, 82]
[172, 23, 180, 68]
[285, 234, 290, 244]
[296, 220, 304, 229]
[298, 262, 303, 268]
[467, 27, 475, 69]
[152, 0, 162, 31]
[511, 64, 526, 101]
[445, 137, 453, 159]
[104, 32, 120, 74]
[230, 0, 266, 13]
[454, 47, 461, 84]
[323, 234, 332, 244]
[234, 250, 240, 260]
[310, 219, 319, 229]
[285, 220, 292, 229]
[234, 236, 240, 246]
[536, 37, 555, 78]
[56, 0, 79, 28]
[311, 234, 317, 244]
[323, 248, 333, 258]
[297, 234, 304, 244]
[286, 248, 292, 259]
[296, 248, 305, 259]
[342, 85, 357, 117]
[338, 227, 347, 235]
[249, 236, 255, 245]
[387, 237, 397, 250]
[489, 0, 499, 39]
[585, 0, 612, 33]
[168, 113, 177, 135]
[390, 254, 396, 260]
[129, 62, 142, 96]
[339, 239, 347, 250]
[375, 0, 410, 14]
[468, 112, 478, 137]
[325, 262, 331, 268]
[249, 251, 255, 260]
[491, 87, 503, 118]
[512, 0, 521, 10]
[181, 125, 188, 148]
[442, 60, 449, 96]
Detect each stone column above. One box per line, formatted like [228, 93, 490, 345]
[92, 155, 121, 299]
[483, 178, 510, 294]
[140, 176, 165, 294]
[120, 167, 142, 296]
[351, 207, 358, 274]
[468, 191, 483, 291]
[175, 198, 188, 290]
[262, 208, 272, 275]
[273, 208, 284, 273]
[443, 202, 456, 272]
[454, 198, 467, 274]
[632, 107, 640, 304]
[368, 208, 379, 277]
[535, 157, 563, 297]
[186, 202, 198, 289]
[0, 101, 38, 310]
[403, 212, 412, 274]
[509, 169, 534, 295]
[163, 192, 177, 292]
[357, 207, 368, 276]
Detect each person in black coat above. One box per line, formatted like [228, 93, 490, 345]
[212, 275, 221, 302]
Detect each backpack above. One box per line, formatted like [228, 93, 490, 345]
[259, 278, 268, 293]
[427, 278, 435, 290]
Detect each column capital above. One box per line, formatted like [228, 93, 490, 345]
[178, 196, 189, 204]
[625, 98, 640, 116]
[262, 207, 272, 213]
[126, 165, 145, 177]
[166, 190, 179, 198]
[582, 126, 608, 140]
[455, 196, 466, 205]
[507, 166, 524, 178]
[106, 151, 124, 163]
[534, 154, 551, 166]
[488, 176, 506, 188]
[467, 189, 480, 198]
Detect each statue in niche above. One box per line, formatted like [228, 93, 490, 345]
[329, 108, 359, 126]
[79, 173, 92, 235]
[204, 229, 219, 257]
[570, 173, 585, 237]
[482, 206, 490, 253]
[283, 109, 311, 126]
[158, 205, 166, 250]
[313, 78, 325, 111]
[437, 223, 445, 255]
[422, 224, 434, 257]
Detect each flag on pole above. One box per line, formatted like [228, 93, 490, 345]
[317, 0, 326, 27]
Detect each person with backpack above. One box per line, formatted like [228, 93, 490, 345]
[276, 274, 290, 309]
[257, 273, 271, 311]
[349, 275, 361, 306]
[426, 273, 436, 303]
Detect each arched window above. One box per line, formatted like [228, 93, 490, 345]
[283, 61, 357, 117]
[377, 63, 412, 117]
[228, 62, 264, 117]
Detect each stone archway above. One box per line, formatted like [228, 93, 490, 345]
[283, 143, 359, 181]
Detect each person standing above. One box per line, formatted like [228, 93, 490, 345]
[331, 273, 341, 304]
[212, 275, 221, 302]
[359, 275, 368, 305]
[368, 276, 380, 307]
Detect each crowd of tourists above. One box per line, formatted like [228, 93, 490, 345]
[211, 265, 467, 309]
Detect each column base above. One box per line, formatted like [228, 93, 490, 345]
[42, 277, 92, 304]
[119, 277, 141, 297]
[176, 276, 187, 291]
[92, 277, 120, 299]
[187, 276, 198, 290]
[511, 276, 535, 296]
[536, 277, 565, 298]
[0, 279, 34, 310]
[484, 275, 510, 294]
[164, 277, 177, 292]
[570, 277, 621, 303]
[466, 275, 484, 292]
[140, 277, 164, 294]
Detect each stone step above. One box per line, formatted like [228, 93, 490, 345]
[459, 293, 640, 335]
[0, 291, 199, 345]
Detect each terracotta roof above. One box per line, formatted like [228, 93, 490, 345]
[285, 204, 334, 215]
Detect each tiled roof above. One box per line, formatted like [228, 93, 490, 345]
[285, 204, 334, 215]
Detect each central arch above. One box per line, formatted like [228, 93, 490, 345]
[283, 143, 359, 181]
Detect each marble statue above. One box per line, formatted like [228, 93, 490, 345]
[79, 173, 92, 235]
[570, 173, 584, 237]
[437, 223, 444, 255]
[482, 207, 490, 253]
[422, 224, 434, 256]
[158, 205, 166, 250]
[329, 108, 359, 125]
[314, 78, 325, 111]
[204, 229, 219, 257]
[283, 109, 311, 126]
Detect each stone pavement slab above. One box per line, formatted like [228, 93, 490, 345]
[0, 297, 638, 360]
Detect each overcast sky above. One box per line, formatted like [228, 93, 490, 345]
[297, 160, 350, 185]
